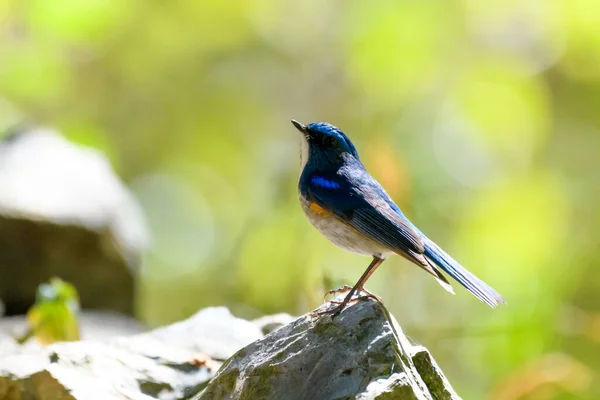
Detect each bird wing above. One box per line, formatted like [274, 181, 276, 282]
[304, 171, 425, 264]
[304, 170, 455, 291]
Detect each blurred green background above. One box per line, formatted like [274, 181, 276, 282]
[1, 1, 599, 398]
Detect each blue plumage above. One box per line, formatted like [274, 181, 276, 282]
[292, 119, 505, 314]
[310, 176, 341, 190]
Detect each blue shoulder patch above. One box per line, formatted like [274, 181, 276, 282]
[310, 176, 340, 189]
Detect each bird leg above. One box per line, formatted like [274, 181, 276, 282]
[327, 256, 385, 318]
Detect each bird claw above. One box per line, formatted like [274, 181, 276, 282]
[358, 290, 384, 304]
[325, 285, 384, 304]
[329, 296, 373, 318]
[311, 297, 358, 317]
[323, 285, 353, 300]
[314, 287, 384, 319]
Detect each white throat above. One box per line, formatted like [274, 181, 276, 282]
[299, 135, 310, 171]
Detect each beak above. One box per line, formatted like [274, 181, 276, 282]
[291, 119, 308, 135]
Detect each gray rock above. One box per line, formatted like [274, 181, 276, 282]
[252, 313, 295, 335]
[0, 302, 460, 400]
[411, 346, 458, 400]
[198, 298, 460, 400]
[0, 341, 204, 400]
[356, 374, 419, 400]
[0, 127, 148, 315]
[116, 307, 264, 361]
[0, 307, 263, 400]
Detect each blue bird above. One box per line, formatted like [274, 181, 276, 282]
[291, 120, 505, 316]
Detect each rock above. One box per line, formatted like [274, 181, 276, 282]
[0, 341, 210, 400]
[0, 302, 460, 400]
[411, 346, 457, 400]
[252, 313, 295, 335]
[0, 127, 148, 315]
[115, 307, 264, 361]
[0, 307, 262, 400]
[356, 374, 420, 400]
[197, 298, 460, 400]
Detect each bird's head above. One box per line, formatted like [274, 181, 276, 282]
[291, 120, 359, 169]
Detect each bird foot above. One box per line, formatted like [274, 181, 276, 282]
[312, 297, 359, 317]
[323, 285, 353, 301]
[325, 285, 384, 303]
[329, 294, 377, 318]
[313, 286, 383, 319]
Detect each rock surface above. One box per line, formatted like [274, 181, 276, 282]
[198, 298, 459, 400]
[0, 127, 148, 315]
[0, 300, 459, 400]
[0, 307, 262, 400]
[0, 311, 145, 358]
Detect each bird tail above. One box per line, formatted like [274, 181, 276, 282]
[422, 237, 505, 307]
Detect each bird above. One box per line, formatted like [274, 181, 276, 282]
[291, 120, 505, 317]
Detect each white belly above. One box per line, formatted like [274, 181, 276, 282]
[299, 194, 391, 258]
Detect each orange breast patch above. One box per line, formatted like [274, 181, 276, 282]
[309, 201, 331, 216]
